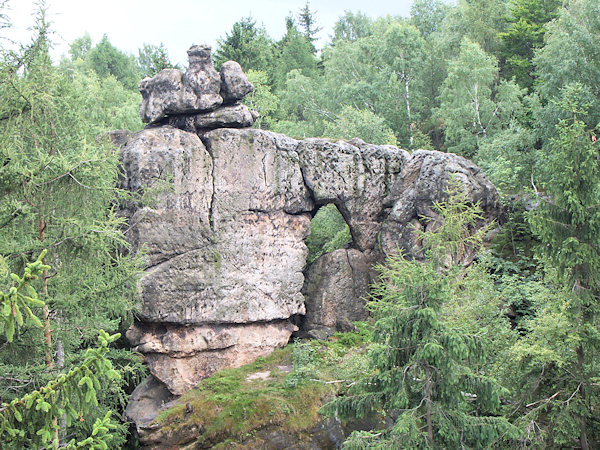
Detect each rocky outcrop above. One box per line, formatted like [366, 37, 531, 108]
[120, 45, 501, 446]
[380, 149, 501, 265]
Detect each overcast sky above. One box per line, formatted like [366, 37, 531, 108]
[2, 0, 415, 66]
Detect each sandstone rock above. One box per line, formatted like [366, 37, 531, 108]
[120, 126, 213, 268]
[302, 248, 373, 336]
[220, 60, 254, 104]
[297, 138, 409, 252]
[379, 150, 501, 264]
[182, 45, 222, 110]
[123, 127, 313, 325]
[124, 376, 174, 429]
[204, 128, 313, 218]
[137, 210, 309, 324]
[127, 321, 296, 395]
[162, 103, 257, 132]
[120, 96, 502, 440]
[139, 45, 222, 124]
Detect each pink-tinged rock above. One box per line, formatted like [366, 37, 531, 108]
[127, 321, 297, 395]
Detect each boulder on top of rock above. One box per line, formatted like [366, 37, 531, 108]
[183, 45, 222, 109]
[220, 60, 254, 104]
[139, 45, 223, 124]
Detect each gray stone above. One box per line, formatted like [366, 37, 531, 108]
[163, 103, 257, 132]
[380, 150, 501, 265]
[297, 138, 409, 253]
[120, 126, 213, 268]
[220, 60, 254, 104]
[182, 45, 222, 110]
[124, 376, 174, 428]
[127, 321, 296, 395]
[123, 127, 313, 326]
[139, 45, 222, 124]
[119, 111, 502, 443]
[302, 248, 373, 334]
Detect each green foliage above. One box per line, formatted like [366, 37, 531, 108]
[0, 330, 123, 448]
[498, 0, 561, 91]
[1, 251, 48, 342]
[137, 43, 175, 78]
[68, 33, 92, 62]
[533, 0, 600, 144]
[0, 5, 144, 446]
[285, 339, 319, 388]
[332, 11, 373, 42]
[475, 124, 537, 195]
[213, 17, 274, 73]
[84, 35, 139, 90]
[417, 177, 492, 266]
[443, 0, 509, 55]
[410, 0, 450, 38]
[305, 204, 352, 264]
[243, 69, 278, 129]
[324, 106, 397, 145]
[511, 83, 600, 448]
[437, 37, 524, 157]
[273, 22, 319, 91]
[297, 1, 322, 50]
[153, 339, 367, 448]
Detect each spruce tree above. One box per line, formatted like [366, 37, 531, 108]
[516, 83, 600, 448]
[322, 179, 519, 448]
[297, 1, 322, 52]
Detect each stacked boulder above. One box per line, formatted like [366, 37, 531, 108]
[119, 45, 502, 444]
[139, 45, 257, 131]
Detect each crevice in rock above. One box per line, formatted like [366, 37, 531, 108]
[199, 134, 217, 232]
[144, 344, 236, 358]
[143, 244, 211, 272]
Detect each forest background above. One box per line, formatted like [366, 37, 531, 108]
[0, 0, 599, 448]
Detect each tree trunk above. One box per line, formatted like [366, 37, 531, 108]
[404, 76, 413, 148]
[425, 366, 434, 445]
[39, 213, 53, 369]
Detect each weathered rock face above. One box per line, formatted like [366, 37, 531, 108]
[297, 138, 409, 253]
[122, 127, 311, 326]
[380, 149, 501, 265]
[219, 60, 254, 104]
[301, 249, 373, 339]
[121, 45, 502, 446]
[127, 321, 296, 395]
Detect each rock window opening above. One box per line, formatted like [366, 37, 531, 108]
[305, 203, 353, 264]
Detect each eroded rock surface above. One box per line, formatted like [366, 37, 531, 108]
[138, 45, 256, 124]
[219, 60, 254, 104]
[127, 321, 296, 395]
[380, 149, 501, 265]
[301, 249, 373, 339]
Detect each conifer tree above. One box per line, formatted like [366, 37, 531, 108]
[297, 1, 322, 52]
[322, 178, 519, 448]
[213, 17, 274, 73]
[0, 3, 143, 445]
[515, 83, 600, 449]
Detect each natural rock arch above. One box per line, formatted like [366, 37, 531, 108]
[118, 46, 501, 438]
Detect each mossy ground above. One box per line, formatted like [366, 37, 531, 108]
[153, 323, 372, 448]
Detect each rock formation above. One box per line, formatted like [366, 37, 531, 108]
[119, 45, 501, 442]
